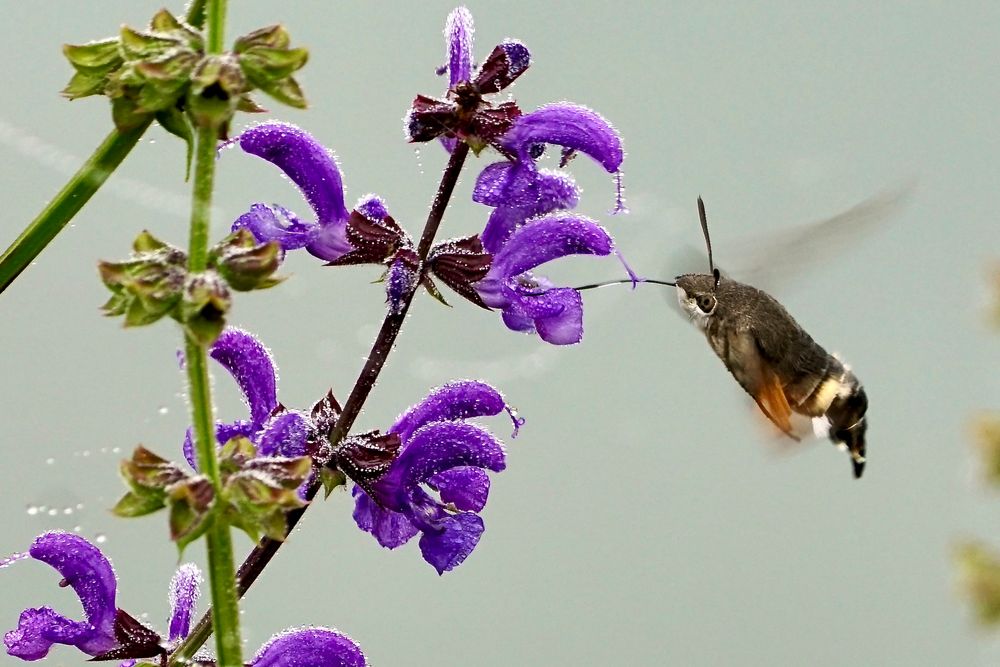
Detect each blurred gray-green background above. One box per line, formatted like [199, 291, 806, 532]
[1, 2, 998, 665]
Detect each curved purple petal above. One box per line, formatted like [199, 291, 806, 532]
[429, 467, 490, 512]
[210, 328, 278, 430]
[352, 486, 419, 549]
[501, 103, 624, 173]
[390, 381, 506, 442]
[257, 411, 312, 458]
[251, 627, 366, 667]
[489, 214, 614, 280]
[167, 563, 201, 643]
[232, 203, 317, 251]
[239, 122, 349, 227]
[4, 532, 117, 659]
[444, 7, 474, 88]
[183, 420, 255, 470]
[305, 223, 353, 263]
[418, 512, 485, 575]
[384, 421, 506, 496]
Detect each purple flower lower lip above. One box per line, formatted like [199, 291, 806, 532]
[3, 532, 118, 660]
[475, 214, 614, 345]
[351, 381, 516, 574]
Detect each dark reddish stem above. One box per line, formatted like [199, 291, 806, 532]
[170, 141, 471, 660]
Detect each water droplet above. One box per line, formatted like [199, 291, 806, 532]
[158, 406, 169, 415]
[44, 457, 55, 465]
[81, 450, 91, 457]
[63, 507, 73, 515]
[47, 508, 58, 517]
[76, 503, 84, 510]
[111, 447, 121, 454]
[94, 533, 107, 544]
[26, 505, 39, 516]
[73, 525, 82, 532]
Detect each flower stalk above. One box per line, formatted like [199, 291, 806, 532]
[171, 139, 471, 663]
[176, 2, 243, 666]
[0, 122, 150, 295]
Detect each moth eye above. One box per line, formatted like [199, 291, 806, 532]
[698, 295, 716, 313]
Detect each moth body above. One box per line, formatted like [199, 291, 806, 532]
[676, 272, 868, 478]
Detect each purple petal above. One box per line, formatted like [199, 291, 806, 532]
[355, 194, 389, 221]
[183, 420, 255, 470]
[210, 328, 278, 430]
[232, 203, 317, 251]
[352, 486, 419, 549]
[4, 532, 117, 659]
[502, 103, 624, 173]
[499, 302, 535, 332]
[386, 421, 506, 494]
[475, 163, 581, 253]
[239, 122, 349, 227]
[167, 563, 201, 643]
[251, 627, 366, 667]
[489, 214, 614, 280]
[418, 512, 485, 575]
[512, 287, 584, 345]
[429, 467, 490, 512]
[257, 411, 312, 458]
[444, 7, 474, 88]
[481, 207, 527, 255]
[390, 381, 506, 442]
[385, 257, 417, 315]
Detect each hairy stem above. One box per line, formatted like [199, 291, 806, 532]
[173, 3, 245, 666]
[172, 141, 471, 659]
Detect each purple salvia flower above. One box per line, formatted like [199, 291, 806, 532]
[234, 122, 356, 262]
[252, 627, 366, 667]
[167, 563, 201, 643]
[352, 381, 518, 574]
[475, 214, 614, 345]
[3, 532, 117, 660]
[183, 328, 323, 468]
[407, 8, 530, 152]
[472, 102, 626, 252]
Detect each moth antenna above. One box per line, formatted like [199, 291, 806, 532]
[573, 278, 676, 292]
[698, 196, 715, 276]
[698, 197, 721, 291]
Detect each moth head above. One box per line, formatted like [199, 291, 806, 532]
[675, 273, 718, 326]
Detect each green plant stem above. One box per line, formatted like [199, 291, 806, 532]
[177, 3, 243, 665]
[171, 140, 472, 661]
[0, 122, 150, 296]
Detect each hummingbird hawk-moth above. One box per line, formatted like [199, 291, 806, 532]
[673, 198, 868, 478]
[576, 194, 888, 477]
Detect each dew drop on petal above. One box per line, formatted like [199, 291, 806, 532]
[95, 533, 107, 544]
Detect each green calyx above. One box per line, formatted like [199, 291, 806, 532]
[112, 438, 314, 553]
[63, 9, 309, 158]
[99, 229, 283, 344]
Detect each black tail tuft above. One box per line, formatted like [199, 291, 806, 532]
[826, 382, 868, 479]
